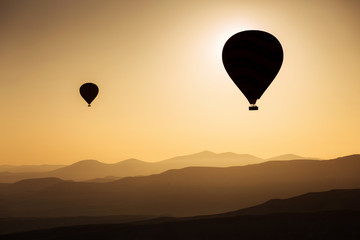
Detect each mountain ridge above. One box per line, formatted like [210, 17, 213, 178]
[1, 189, 360, 239]
[0, 152, 353, 183]
[218, 188, 360, 217]
[0, 155, 359, 218]
[0, 151, 266, 182]
[267, 154, 306, 161]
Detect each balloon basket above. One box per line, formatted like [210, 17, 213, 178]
[249, 106, 258, 111]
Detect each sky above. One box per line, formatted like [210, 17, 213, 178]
[1, 0, 360, 165]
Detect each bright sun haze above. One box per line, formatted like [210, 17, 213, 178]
[0, 0, 359, 165]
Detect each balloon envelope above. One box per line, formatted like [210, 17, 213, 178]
[80, 83, 99, 107]
[222, 30, 283, 110]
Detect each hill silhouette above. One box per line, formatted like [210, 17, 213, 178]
[267, 154, 306, 161]
[0, 155, 359, 217]
[155, 151, 263, 169]
[1, 189, 359, 239]
[48, 159, 153, 180]
[3, 178, 67, 194]
[0, 151, 264, 182]
[218, 189, 360, 216]
[85, 176, 122, 183]
[3, 211, 360, 240]
[0, 165, 65, 173]
[0, 214, 159, 235]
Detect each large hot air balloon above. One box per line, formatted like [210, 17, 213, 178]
[222, 30, 283, 110]
[80, 83, 99, 107]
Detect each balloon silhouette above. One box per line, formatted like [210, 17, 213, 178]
[222, 30, 283, 110]
[80, 83, 99, 107]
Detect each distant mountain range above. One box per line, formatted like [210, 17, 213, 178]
[0, 164, 66, 173]
[0, 154, 359, 218]
[0, 151, 309, 182]
[1, 189, 359, 239]
[266, 153, 306, 161]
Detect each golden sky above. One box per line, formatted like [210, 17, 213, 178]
[1, 0, 360, 165]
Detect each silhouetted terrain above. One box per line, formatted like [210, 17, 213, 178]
[155, 151, 263, 169]
[267, 154, 306, 161]
[1, 189, 360, 239]
[3, 211, 360, 240]
[0, 215, 159, 235]
[0, 155, 359, 217]
[0, 151, 264, 182]
[85, 176, 122, 183]
[49, 159, 152, 181]
[1, 189, 359, 235]
[0, 178, 70, 195]
[0, 165, 65, 173]
[217, 189, 360, 216]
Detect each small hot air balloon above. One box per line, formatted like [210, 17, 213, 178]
[222, 30, 283, 110]
[80, 83, 99, 107]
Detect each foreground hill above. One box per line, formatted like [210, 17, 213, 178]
[1, 189, 360, 239]
[218, 189, 360, 216]
[2, 211, 359, 240]
[0, 215, 158, 235]
[0, 151, 264, 182]
[0, 155, 359, 217]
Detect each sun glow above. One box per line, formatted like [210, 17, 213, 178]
[1, 1, 360, 165]
[207, 21, 260, 64]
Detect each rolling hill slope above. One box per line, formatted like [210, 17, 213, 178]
[0, 151, 264, 182]
[1, 189, 360, 239]
[0, 155, 359, 217]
